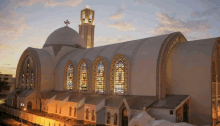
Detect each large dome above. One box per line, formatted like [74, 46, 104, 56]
[43, 26, 86, 48]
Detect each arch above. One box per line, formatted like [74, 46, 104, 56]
[211, 38, 220, 124]
[92, 56, 107, 93]
[27, 101, 32, 110]
[77, 58, 90, 92]
[110, 54, 129, 94]
[15, 47, 41, 108]
[64, 60, 75, 91]
[157, 32, 187, 99]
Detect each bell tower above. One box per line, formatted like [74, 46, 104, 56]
[79, 5, 95, 48]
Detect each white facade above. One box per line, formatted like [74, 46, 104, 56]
[5, 7, 220, 126]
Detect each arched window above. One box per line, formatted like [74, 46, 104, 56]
[114, 60, 125, 94]
[59, 106, 61, 114]
[107, 112, 110, 124]
[92, 57, 107, 93]
[114, 113, 117, 125]
[67, 64, 74, 90]
[86, 109, 89, 119]
[92, 110, 95, 121]
[69, 106, 72, 116]
[77, 59, 89, 92]
[111, 54, 128, 94]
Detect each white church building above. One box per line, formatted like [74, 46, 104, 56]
[5, 6, 220, 126]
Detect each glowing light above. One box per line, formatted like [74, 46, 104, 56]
[86, 4, 90, 8]
[24, 108, 26, 111]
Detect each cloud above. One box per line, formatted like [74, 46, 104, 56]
[3, 64, 11, 65]
[107, 21, 136, 31]
[15, 0, 83, 8]
[95, 35, 133, 47]
[149, 12, 214, 40]
[110, 1, 126, 20]
[190, 0, 220, 18]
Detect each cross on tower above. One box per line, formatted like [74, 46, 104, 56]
[64, 19, 70, 26]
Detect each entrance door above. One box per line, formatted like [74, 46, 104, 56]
[27, 101, 32, 110]
[122, 108, 128, 126]
[183, 103, 188, 122]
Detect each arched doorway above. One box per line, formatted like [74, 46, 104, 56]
[27, 101, 32, 110]
[183, 103, 188, 122]
[122, 108, 128, 126]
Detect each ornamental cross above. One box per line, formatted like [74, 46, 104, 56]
[64, 19, 70, 26]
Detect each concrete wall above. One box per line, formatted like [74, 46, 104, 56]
[165, 38, 218, 125]
[105, 107, 119, 126]
[96, 108, 106, 124]
[148, 108, 176, 122]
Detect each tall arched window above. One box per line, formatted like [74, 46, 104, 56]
[92, 57, 107, 93]
[64, 61, 74, 91]
[67, 64, 73, 90]
[19, 57, 35, 90]
[77, 59, 89, 92]
[110, 54, 128, 94]
[115, 60, 125, 94]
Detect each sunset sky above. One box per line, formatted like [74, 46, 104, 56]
[0, 0, 220, 77]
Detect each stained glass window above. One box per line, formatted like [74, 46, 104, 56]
[80, 63, 88, 91]
[96, 63, 104, 93]
[114, 59, 125, 94]
[67, 64, 73, 90]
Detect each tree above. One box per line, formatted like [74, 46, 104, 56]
[0, 81, 10, 92]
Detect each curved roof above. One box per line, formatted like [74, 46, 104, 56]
[43, 26, 86, 48]
[54, 32, 185, 96]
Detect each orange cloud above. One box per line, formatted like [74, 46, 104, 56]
[149, 12, 214, 40]
[107, 21, 136, 31]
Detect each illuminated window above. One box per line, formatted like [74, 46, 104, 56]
[67, 64, 73, 90]
[80, 63, 88, 91]
[114, 59, 125, 94]
[96, 63, 104, 93]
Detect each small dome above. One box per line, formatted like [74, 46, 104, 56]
[43, 26, 86, 48]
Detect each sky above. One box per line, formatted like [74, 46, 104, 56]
[0, 0, 220, 77]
